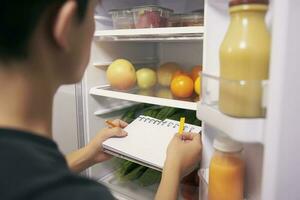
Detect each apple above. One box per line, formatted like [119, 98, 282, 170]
[106, 59, 136, 90]
[157, 62, 181, 87]
[136, 68, 157, 89]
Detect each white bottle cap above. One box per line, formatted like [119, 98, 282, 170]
[213, 135, 243, 153]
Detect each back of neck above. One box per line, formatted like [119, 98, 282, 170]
[0, 66, 56, 139]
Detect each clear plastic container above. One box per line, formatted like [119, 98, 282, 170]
[168, 14, 183, 27]
[181, 13, 204, 26]
[132, 5, 173, 28]
[109, 9, 134, 29]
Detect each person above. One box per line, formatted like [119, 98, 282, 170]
[0, 0, 202, 200]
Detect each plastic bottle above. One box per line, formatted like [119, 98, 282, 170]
[208, 136, 245, 200]
[219, 0, 270, 117]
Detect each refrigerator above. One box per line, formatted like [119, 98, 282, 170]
[52, 0, 300, 199]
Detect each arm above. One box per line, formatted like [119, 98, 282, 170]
[155, 133, 202, 200]
[66, 145, 97, 173]
[155, 157, 181, 200]
[66, 119, 128, 173]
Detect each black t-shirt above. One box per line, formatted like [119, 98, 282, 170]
[0, 128, 115, 200]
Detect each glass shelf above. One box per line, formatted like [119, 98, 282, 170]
[94, 26, 204, 42]
[90, 85, 198, 111]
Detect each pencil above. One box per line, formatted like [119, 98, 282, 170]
[178, 117, 185, 135]
[105, 120, 118, 128]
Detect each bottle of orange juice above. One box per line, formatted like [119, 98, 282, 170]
[208, 136, 245, 200]
[219, 0, 270, 117]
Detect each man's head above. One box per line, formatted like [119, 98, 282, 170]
[0, 0, 97, 85]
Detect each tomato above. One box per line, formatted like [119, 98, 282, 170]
[191, 65, 203, 81]
[171, 75, 194, 98]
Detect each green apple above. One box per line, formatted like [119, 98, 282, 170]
[136, 68, 157, 89]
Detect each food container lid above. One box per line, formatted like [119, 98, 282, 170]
[169, 13, 184, 19]
[213, 135, 243, 152]
[230, 0, 269, 7]
[132, 5, 174, 12]
[192, 9, 204, 14]
[108, 8, 132, 15]
[180, 13, 204, 20]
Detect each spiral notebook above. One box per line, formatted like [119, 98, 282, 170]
[102, 115, 202, 171]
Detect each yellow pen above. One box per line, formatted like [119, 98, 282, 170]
[178, 117, 185, 135]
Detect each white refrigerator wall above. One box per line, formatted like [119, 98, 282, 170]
[52, 85, 78, 155]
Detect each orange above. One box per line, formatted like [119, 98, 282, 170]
[172, 70, 192, 81]
[191, 65, 203, 81]
[194, 76, 201, 95]
[171, 75, 194, 98]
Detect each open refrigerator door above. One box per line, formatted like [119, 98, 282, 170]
[71, 0, 300, 199]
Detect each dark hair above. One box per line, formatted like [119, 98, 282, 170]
[0, 0, 88, 62]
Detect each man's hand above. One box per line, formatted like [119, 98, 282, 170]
[86, 119, 128, 164]
[66, 119, 128, 173]
[155, 132, 202, 200]
[165, 132, 202, 175]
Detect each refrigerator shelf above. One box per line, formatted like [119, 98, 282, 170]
[94, 26, 204, 42]
[197, 103, 265, 143]
[90, 85, 198, 110]
[94, 102, 137, 116]
[93, 59, 158, 70]
[98, 171, 158, 200]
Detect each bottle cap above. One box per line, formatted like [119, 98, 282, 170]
[229, 0, 269, 7]
[213, 136, 243, 153]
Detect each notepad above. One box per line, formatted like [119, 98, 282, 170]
[102, 115, 202, 171]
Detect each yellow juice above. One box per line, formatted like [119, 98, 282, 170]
[219, 4, 270, 117]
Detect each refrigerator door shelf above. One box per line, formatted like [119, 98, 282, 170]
[94, 26, 204, 42]
[90, 85, 198, 110]
[197, 103, 265, 143]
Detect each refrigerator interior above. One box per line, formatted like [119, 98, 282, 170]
[78, 0, 268, 199]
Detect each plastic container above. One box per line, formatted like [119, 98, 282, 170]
[168, 14, 183, 27]
[208, 136, 245, 200]
[132, 5, 173, 28]
[109, 9, 134, 29]
[181, 13, 204, 26]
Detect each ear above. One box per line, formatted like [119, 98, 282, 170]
[53, 1, 78, 50]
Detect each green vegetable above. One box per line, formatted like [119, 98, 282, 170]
[138, 168, 161, 187]
[123, 166, 148, 181]
[156, 107, 178, 120]
[117, 161, 140, 178]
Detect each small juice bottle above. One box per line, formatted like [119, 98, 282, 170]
[219, 0, 270, 117]
[208, 136, 245, 200]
